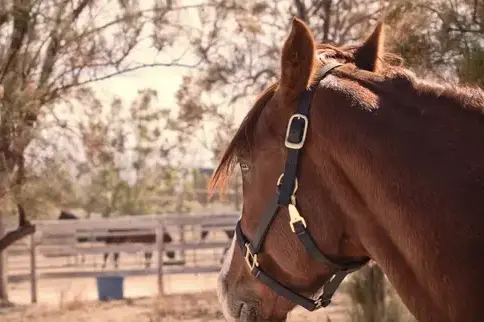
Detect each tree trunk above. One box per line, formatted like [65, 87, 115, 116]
[0, 214, 8, 302]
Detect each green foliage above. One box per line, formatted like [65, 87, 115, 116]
[3, 156, 81, 219]
[68, 88, 196, 217]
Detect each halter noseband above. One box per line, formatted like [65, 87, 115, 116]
[234, 61, 370, 311]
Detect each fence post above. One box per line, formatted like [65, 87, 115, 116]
[0, 215, 8, 301]
[156, 223, 164, 296]
[30, 232, 37, 303]
[175, 188, 186, 263]
[179, 223, 185, 263]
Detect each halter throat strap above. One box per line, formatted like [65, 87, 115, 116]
[234, 61, 370, 311]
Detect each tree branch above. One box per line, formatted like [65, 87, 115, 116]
[0, 0, 33, 81]
[0, 224, 35, 252]
[293, 0, 308, 22]
[0, 204, 35, 252]
[473, 0, 478, 23]
[321, 0, 332, 43]
[56, 61, 202, 92]
[446, 26, 483, 34]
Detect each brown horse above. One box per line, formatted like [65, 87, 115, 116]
[58, 211, 176, 268]
[211, 18, 484, 322]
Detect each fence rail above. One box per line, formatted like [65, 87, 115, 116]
[38, 240, 231, 255]
[6, 212, 240, 303]
[9, 265, 223, 283]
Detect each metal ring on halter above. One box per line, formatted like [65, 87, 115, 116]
[276, 173, 298, 195]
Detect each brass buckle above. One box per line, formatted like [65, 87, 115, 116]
[276, 174, 298, 195]
[244, 243, 259, 270]
[314, 298, 323, 308]
[284, 114, 309, 150]
[288, 197, 307, 233]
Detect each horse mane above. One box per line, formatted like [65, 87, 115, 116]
[321, 43, 484, 112]
[209, 45, 484, 196]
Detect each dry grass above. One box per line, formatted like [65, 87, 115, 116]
[341, 263, 417, 322]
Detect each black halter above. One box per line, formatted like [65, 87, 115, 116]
[234, 61, 370, 311]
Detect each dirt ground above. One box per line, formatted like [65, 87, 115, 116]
[8, 272, 221, 305]
[3, 262, 350, 322]
[1, 290, 348, 322]
[3, 272, 349, 322]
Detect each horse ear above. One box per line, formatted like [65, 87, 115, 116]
[279, 17, 316, 103]
[354, 22, 385, 72]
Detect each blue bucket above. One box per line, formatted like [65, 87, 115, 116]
[96, 275, 124, 301]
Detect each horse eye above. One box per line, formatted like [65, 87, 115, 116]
[240, 162, 250, 172]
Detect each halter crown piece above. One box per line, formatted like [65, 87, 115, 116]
[234, 61, 370, 311]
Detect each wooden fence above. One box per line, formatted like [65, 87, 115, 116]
[6, 212, 240, 303]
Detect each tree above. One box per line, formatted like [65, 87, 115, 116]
[0, 0, 202, 234]
[0, 0, 205, 301]
[0, 0, 198, 195]
[60, 87, 205, 217]
[385, 0, 484, 84]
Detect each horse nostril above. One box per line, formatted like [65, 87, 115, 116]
[238, 301, 260, 321]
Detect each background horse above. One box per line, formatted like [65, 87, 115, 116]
[100, 228, 175, 269]
[212, 18, 484, 322]
[58, 211, 175, 269]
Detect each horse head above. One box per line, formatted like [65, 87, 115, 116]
[211, 16, 484, 322]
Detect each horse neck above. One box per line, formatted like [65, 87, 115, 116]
[310, 80, 484, 322]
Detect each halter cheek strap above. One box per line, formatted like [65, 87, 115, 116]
[234, 61, 370, 311]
